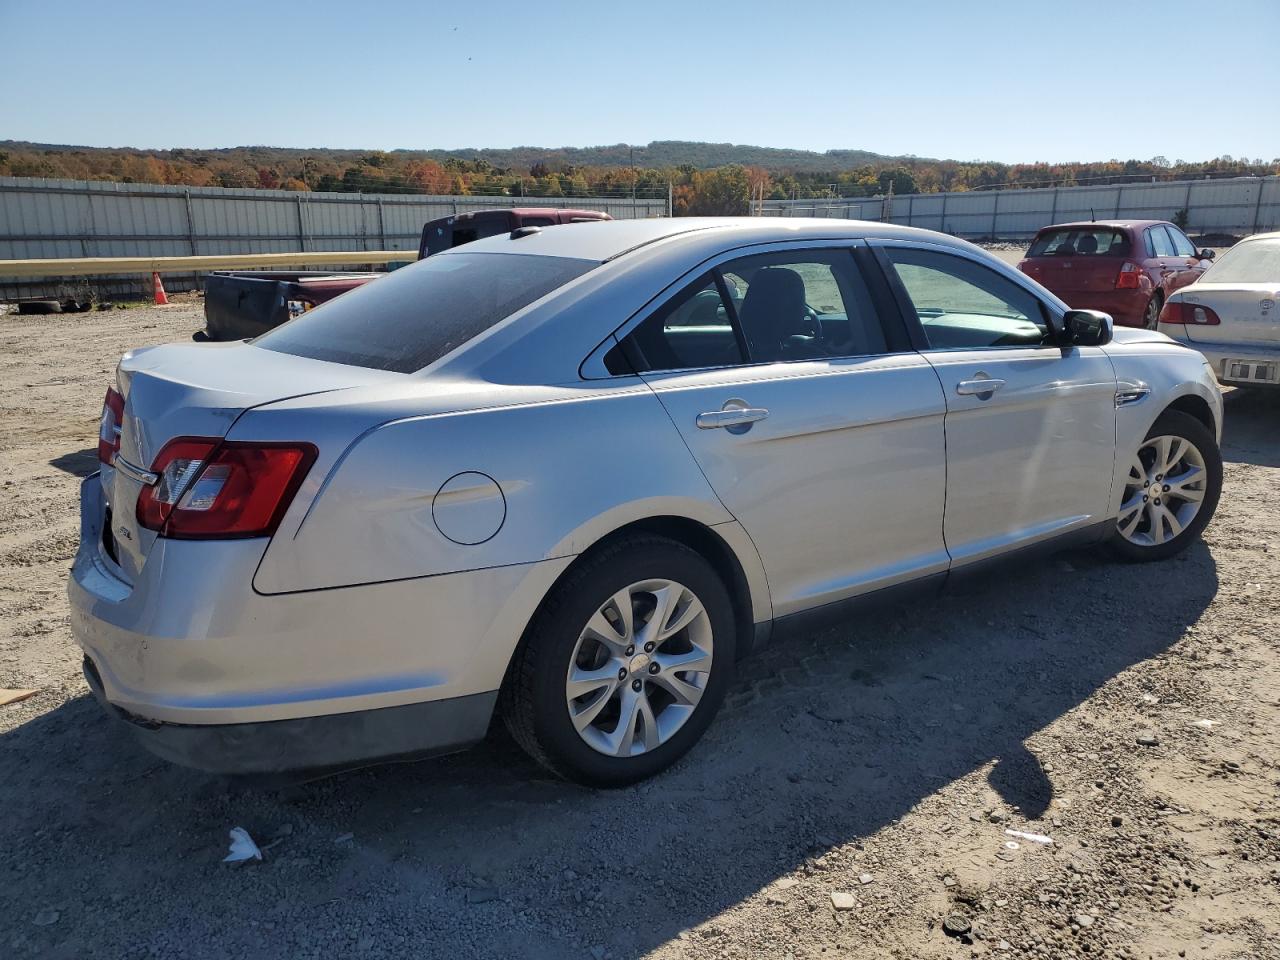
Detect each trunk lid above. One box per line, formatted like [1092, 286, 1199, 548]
[1021, 227, 1135, 298]
[1174, 283, 1280, 345]
[105, 341, 399, 582]
[1021, 253, 1126, 297]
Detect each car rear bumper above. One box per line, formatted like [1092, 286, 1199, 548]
[82, 654, 497, 776]
[1057, 289, 1148, 327]
[1158, 332, 1280, 387]
[68, 474, 572, 771]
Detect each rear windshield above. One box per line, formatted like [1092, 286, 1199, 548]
[254, 252, 595, 373]
[1201, 238, 1280, 284]
[1028, 228, 1130, 257]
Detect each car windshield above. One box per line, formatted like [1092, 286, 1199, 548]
[1027, 228, 1130, 257]
[254, 252, 596, 373]
[1200, 238, 1280, 284]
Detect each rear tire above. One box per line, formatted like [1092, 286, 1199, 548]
[1142, 293, 1162, 330]
[501, 534, 736, 787]
[1108, 410, 1221, 563]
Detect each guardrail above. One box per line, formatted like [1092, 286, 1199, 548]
[0, 250, 418, 280]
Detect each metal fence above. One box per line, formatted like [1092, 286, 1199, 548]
[0, 177, 669, 300]
[761, 176, 1280, 240]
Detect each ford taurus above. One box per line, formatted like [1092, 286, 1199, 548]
[70, 218, 1224, 786]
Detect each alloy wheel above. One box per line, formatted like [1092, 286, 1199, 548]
[1143, 298, 1160, 330]
[1117, 434, 1208, 547]
[565, 579, 714, 758]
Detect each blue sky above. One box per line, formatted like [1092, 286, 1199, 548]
[2, 0, 1276, 164]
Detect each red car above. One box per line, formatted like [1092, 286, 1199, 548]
[1018, 220, 1214, 328]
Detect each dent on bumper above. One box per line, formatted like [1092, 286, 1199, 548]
[68, 474, 572, 728]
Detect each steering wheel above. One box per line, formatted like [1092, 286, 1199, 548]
[780, 307, 825, 357]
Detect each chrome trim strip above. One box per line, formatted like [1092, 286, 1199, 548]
[1114, 379, 1151, 407]
[112, 455, 158, 487]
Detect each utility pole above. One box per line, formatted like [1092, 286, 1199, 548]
[630, 146, 636, 202]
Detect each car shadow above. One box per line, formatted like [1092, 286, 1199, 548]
[1222, 387, 1280, 468]
[0, 539, 1217, 959]
[48, 447, 100, 478]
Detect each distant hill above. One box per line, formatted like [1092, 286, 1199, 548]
[1, 139, 919, 174]
[1, 139, 1273, 215]
[400, 141, 921, 172]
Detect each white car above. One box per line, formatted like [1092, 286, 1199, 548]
[69, 218, 1224, 786]
[1159, 231, 1280, 389]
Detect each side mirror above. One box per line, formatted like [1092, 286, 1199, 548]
[1061, 309, 1113, 347]
[1198, 248, 1216, 261]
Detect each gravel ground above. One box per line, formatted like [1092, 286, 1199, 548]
[1, 303, 1278, 960]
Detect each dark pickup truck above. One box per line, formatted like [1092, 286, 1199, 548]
[199, 207, 612, 341]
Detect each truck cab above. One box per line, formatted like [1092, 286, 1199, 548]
[418, 208, 612, 258]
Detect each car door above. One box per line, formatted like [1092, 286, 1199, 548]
[611, 242, 950, 617]
[1165, 224, 1210, 291]
[872, 241, 1118, 567]
[1147, 225, 1186, 297]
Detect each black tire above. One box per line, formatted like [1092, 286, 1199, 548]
[1142, 293, 1163, 330]
[16, 300, 62, 315]
[501, 534, 736, 787]
[1107, 409, 1222, 563]
[192, 330, 211, 342]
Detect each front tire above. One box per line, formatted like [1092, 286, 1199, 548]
[1108, 410, 1221, 562]
[501, 534, 736, 787]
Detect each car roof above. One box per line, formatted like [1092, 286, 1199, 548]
[1036, 220, 1168, 233]
[450, 216, 983, 263]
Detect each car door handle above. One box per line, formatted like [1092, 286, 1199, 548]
[956, 378, 1006, 397]
[696, 407, 769, 429]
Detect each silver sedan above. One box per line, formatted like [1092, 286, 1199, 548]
[70, 218, 1224, 785]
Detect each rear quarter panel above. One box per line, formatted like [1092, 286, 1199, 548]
[249, 381, 743, 596]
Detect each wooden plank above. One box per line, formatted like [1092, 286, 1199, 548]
[0, 250, 418, 279]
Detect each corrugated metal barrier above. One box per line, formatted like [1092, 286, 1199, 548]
[762, 176, 1280, 240]
[0, 177, 669, 300]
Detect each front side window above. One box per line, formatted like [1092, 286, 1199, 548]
[1148, 226, 1176, 257]
[1168, 227, 1197, 258]
[883, 247, 1049, 349]
[614, 248, 892, 373]
[256, 252, 595, 373]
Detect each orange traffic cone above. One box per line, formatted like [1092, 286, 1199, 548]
[151, 272, 169, 306]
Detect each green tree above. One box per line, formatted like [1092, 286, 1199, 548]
[688, 164, 751, 216]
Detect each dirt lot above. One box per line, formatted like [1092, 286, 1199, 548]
[1, 303, 1278, 960]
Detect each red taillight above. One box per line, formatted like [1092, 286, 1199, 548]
[136, 437, 317, 539]
[1115, 261, 1142, 289]
[1158, 301, 1221, 326]
[98, 388, 125, 464]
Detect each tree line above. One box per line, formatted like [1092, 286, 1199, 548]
[1, 141, 1275, 216]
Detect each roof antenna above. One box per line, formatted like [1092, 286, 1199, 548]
[1090, 207, 1096, 222]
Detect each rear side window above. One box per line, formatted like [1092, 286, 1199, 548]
[255, 252, 595, 373]
[612, 248, 894, 374]
[613, 274, 745, 373]
[1028, 228, 1130, 257]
